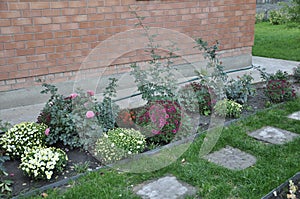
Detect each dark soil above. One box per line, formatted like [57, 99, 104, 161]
[2, 81, 300, 198]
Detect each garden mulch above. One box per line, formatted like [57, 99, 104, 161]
[2, 80, 300, 198]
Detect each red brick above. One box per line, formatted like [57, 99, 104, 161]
[17, 48, 34, 56]
[54, 31, 71, 38]
[35, 32, 53, 40]
[1, 26, 21, 34]
[61, 23, 79, 30]
[57, 57, 74, 65]
[8, 2, 29, 10]
[88, 28, 105, 35]
[27, 40, 44, 48]
[56, 44, 72, 52]
[0, 2, 7, 10]
[62, 8, 80, 15]
[63, 37, 81, 44]
[72, 15, 88, 22]
[29, 68, 49, 76]
[23, 25, 43, 33]
[9, 70, 29, 79]
[12, 18, 32, 26]
[4, 41, 25, 50]
[69, 1, 86, 8]
[42, 9, 61, 17]
[65, 50, 82, 57]
[36, 46, 55, 54]
[22, 10, 42, 17]
[0, 65, 18, 73]
[18, 62, 37, 70]
[71, 29, 88, 36]
[37, 60, 56, 68]
[88, 14, 105, 21]
[52, 16, 71, 23]
[0, 11, 21, 18]
[79, 21, 95, 29]
[50, 2, 68, 9]
[34, 17, 52, 25]
[45, 38, 63, 46]
[48, 53, 64, 60]
[0, 19, 11, 27]
[42, 24, 61, 32]
[27, 54, 46, 62]
[7, 56, 26, 64]
[73, 43, 89, 50]
[30, 2, 50, 9]
[48, 66, 67, 74]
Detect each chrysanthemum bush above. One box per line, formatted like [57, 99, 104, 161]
[257, 68, 296, 103]
[135, 100, 182, 145]
[0, 122, 47, 158]
[94, 128, 145, 164]
[19, 147, 67, 180]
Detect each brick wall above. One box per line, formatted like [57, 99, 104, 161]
[0, 0, 256, 91]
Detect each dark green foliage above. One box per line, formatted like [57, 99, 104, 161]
[225, 74, 256, 104]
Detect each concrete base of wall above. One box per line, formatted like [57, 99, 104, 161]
[0, 52, 253, 110]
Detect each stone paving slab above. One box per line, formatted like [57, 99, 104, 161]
[133, 175, 197, 199]
[204, 146, 256, 170]
[248, 126, 299, 145]
[288, 111, 300, 121]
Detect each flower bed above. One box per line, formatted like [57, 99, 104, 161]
[262, 172, 300, 199]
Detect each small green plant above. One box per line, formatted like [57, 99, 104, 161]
[225, 74, 256, 104]
[130, 10, 179, 102]
[178, 82, 216, 115]
[213, 99, 243, 118]
[0, 120, 12, 133]
[94, 128, 146, 164]
[293, 65, 300, 82]
[0, 122, 47, 158]
[0, 156, 12, 198]
[19, 147, 67, 180]
[73, 161, 90, 174]
[255, 12, 267, 24]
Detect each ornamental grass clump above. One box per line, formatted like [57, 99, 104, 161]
[94, 128, 145, 164]
[0, 122, 47, 158]
[19, 147, 67, 180]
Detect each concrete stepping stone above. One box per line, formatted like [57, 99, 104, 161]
[248, 126, 299, 145]
[133, 175, 197, 199]
[204, 146, 256, 170]
[288, 111, 300, 121]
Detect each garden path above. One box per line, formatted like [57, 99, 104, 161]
[133, 112, 300, 199]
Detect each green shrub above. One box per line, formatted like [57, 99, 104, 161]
[225, 74, 256, 104]
[38, 79, 119, 149]
[257, 68, 296, 103]
[0, 156, 12, 197]
[293, 65, 300, 82]
[0, 122, 47, 158]
[214, 99, 243, 118]
[37, 84, 81, 148]
[19, 147, 67, 180]
[178, 82, 216, 115]
[94, 128, 145, 164]
[269, 10, 288, 25]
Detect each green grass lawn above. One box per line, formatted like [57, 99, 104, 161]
[25, 98, 300, 199]
[253, 22, 300, 61]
